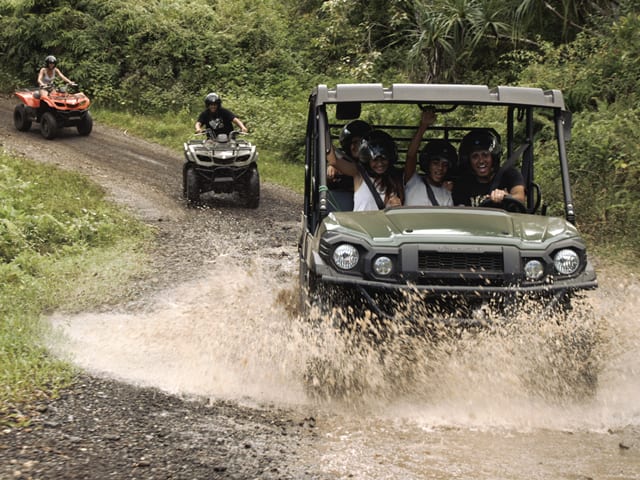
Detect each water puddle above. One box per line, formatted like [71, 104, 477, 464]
[48, 261, 640, 478]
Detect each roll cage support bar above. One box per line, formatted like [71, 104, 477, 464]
[556, 109, 576, 224]
[304, 94, 577, 227]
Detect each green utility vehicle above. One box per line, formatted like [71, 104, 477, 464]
[298, 84, 597, 323]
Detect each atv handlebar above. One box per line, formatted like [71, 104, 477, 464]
[194, 129, 249, 140]
[40, 82, 80, 93]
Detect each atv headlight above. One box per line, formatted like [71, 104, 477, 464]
[524, 259, 545, 281]
[333, 244, 359, 271]
[373, 256, 393, 276]
[553, 249, 580, 275]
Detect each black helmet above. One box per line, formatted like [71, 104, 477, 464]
[44, 55, 57, 66]
[204, 92, 221, 107]
[339, 120, 372, 154]
[419, 139, 457, 173]
[358, 130, 397, 166]
[459, 129, 502, 171]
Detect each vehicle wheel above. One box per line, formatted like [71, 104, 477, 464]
[77, 111, 93, 136]
[185, 168, 200, 205]
[40, 111, 59, 140]
[243, 167, 260, 209]
[298, 260, 318, 318]
[13, 104, 32, 131]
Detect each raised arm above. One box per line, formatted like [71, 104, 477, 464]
[405, 109, 436, 183]
[327, 145, 359, 178]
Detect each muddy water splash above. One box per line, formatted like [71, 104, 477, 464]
[298, 270, 640, 479]
[306, 273, 640, 428]
[49, 261, 640, 477]
[49, 258, 314, 405]
[50, 261, 640, 427]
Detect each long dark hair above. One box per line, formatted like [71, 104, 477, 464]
[371, 168, 404, 205]
[359, 130, 405, 205]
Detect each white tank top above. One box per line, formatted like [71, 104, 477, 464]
[353, 176, 386, 211]
[404, 173, 453, 206]
[42, 68, 56, 84]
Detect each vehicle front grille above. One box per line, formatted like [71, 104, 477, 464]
[418, 251, 504, 273]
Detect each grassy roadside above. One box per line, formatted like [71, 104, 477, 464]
[0, 151, 153, 427]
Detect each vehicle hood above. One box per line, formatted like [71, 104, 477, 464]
[323, 207, 580, 247]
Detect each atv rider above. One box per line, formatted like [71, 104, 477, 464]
[37, 55, 76, 98]
[195, 92, 248, 137]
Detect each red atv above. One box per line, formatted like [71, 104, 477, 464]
[13, 83, 93, 140]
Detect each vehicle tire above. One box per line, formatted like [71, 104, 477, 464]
[77, 111, 93, 136]
[298, 260, 319, 318]
[185, 167, 200, 205]
[243, 167, 260, 209]
[13, 104, 32, 131]
[40, 112, 59, 140]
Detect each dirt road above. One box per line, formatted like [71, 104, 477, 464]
[0, 96, 317, 479]
[1, 95, 639, 480]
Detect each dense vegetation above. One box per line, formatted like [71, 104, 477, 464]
[2, 0, 637, 251]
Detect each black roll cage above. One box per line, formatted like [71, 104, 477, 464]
[303, 88, 576, 234]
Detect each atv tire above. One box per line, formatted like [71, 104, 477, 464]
[13, 104, 32, 132]
[77, 111, 93, 136]
[244, 167, 260, 209]
[185, 168, 200, 205]
[40, 111, 59, 140]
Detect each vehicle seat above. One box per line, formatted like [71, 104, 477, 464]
[326, 189, 354, 212]
[326, 174, 354, 212]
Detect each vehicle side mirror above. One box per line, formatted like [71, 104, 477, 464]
[336, 102, 361, 120]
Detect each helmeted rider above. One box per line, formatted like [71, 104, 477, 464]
[403, 109, 455, 206]
[37, 55, 75, 98]
[328, 119, 372, 192]
[339, 120, 372, 158]
[452, 129, 525, 207]
[327, 128, 403, 211]
[195, 92, 248, 137]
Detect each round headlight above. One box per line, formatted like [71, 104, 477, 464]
[373, 256, 393, 276]
[333, 244, 359, 270]
[553, 249, 580, 275]
[524, 259, 545, 281]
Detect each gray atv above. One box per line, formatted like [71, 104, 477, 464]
[182, 129, 260, 208]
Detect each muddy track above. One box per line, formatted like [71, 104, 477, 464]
[0, 95, 318, 479]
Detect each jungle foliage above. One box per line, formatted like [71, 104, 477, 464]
[0, 0, 638, 250]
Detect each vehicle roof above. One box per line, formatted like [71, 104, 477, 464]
[313, 83, 566, 110]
